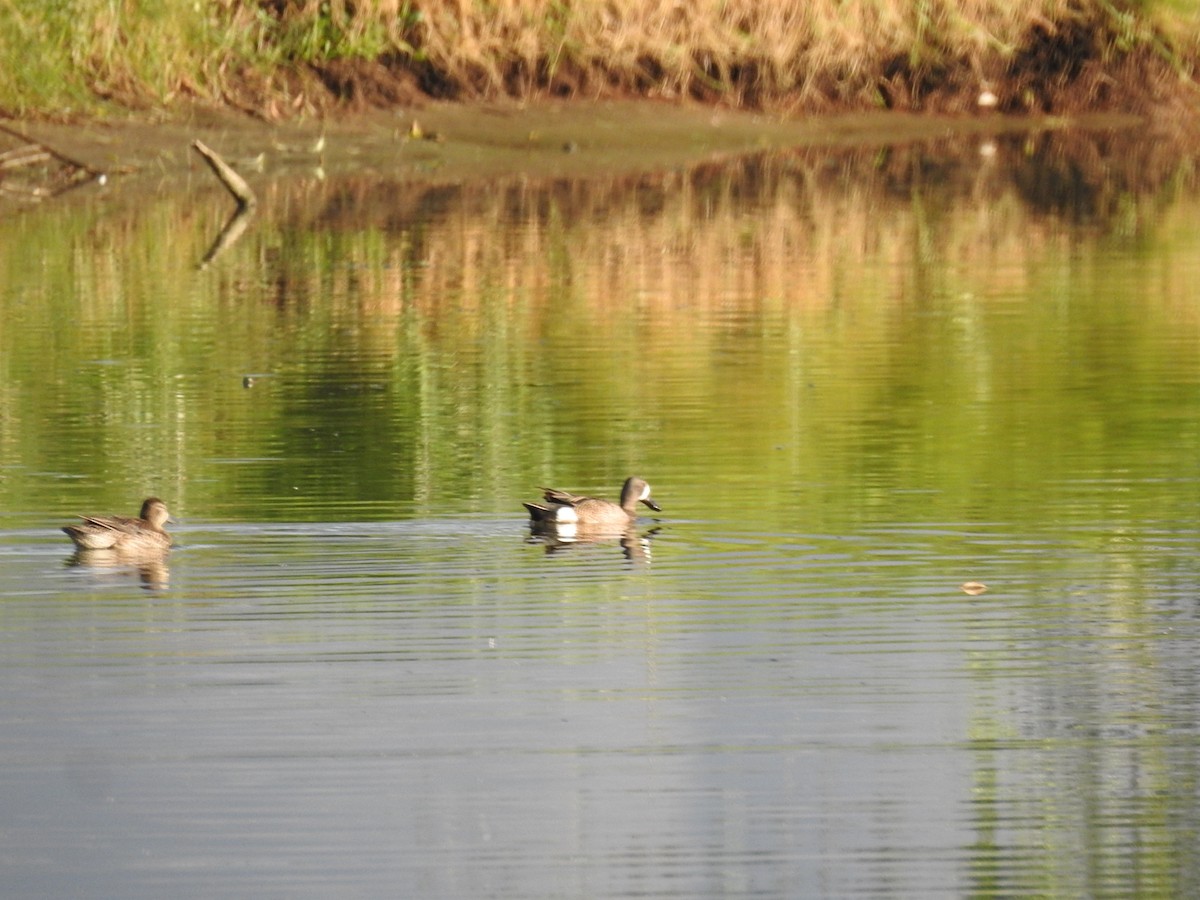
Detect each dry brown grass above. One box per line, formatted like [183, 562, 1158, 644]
[242, 0, 1196, 115]
[1, 0, 1196, 118]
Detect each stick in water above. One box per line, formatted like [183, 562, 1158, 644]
[191, 140, 257, 210]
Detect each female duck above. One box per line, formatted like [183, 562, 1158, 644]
[524, 477, 660, 529]
[62, 497, 173, 552]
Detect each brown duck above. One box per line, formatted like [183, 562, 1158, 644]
[524, 477, 661, 528]
[62, 497, 173, 552]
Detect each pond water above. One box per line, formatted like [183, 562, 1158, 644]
[3, 126, 1200, 897]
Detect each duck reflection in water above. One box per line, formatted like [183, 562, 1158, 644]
[66, 549, 171, 591]
[528, 522, 660, 563]
[524, 477, 662, 562]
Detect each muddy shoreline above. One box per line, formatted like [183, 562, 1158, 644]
[8, 100, 1148, 193]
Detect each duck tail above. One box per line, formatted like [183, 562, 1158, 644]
[523, 502, 551, 521]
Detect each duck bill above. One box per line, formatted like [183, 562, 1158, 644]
[641, 499, 662, 512]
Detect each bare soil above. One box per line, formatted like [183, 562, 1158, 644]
[8, 98, 1147, 196]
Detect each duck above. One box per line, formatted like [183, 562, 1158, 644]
[524, 476, 660, 529]
[62, 497, 173, 552]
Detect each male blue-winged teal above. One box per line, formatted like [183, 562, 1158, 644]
[524, 476, 661, 528]
[62, 497, 173, 552]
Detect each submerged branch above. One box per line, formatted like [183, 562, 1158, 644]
[0, 121, 106, 202]
[0, 121, 104, 177]
[191, 141, 257, 267]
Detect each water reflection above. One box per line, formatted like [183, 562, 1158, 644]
[198, 204, 255, 269]
[3, 128, 1198, 525]
[2, 126, 1200, 897]
[526, 524, 659, 564]
[66, 548, 171, 591]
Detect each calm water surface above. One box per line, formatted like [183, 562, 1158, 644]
[2, 129, 1200, 897]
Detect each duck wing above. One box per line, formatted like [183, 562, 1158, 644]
[541, 487, 595, 507]
[77, 514, 143, 535]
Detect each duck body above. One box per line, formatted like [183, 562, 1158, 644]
[62, 497, 173, 552]
[524, 477, 660, 529]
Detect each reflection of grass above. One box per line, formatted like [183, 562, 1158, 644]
[2, 134, 1199, 527]
[0, 1, 1196, 116]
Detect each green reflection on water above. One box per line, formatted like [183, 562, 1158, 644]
[2, 131, 1200, 536]
[4, 127, 1200, 897]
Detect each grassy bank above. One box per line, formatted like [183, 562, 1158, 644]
[1, 0, 1197, 120]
